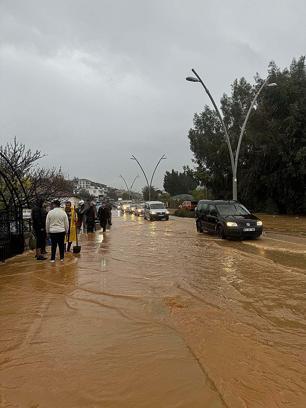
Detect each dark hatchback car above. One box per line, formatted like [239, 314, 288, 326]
[195, 200, 263, 239]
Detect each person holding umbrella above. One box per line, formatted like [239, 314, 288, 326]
[76, 200, 87, 233]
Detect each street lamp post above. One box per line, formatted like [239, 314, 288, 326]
[186, 69, 276, 200]
[130, 154, 166, 201]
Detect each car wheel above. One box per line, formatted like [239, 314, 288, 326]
[217, 225, 225, 239]
[196, 220, 203, 233]
[165, 216, 169, 221]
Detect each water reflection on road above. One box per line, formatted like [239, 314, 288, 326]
[0, 212, 305, 407]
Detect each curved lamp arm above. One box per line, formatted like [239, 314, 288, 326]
[130, 155, 150, 190]
[234, 78, 269, 174]
[130, 175, 139, 191]
[191, 69, 235, 172]
[150, 154, 166, 188]
[119, 174, 130, 199]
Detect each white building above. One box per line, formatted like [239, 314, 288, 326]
[75, 178, 107, 199]
[77, 179, 92, 190]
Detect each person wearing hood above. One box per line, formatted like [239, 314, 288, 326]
[76, 200, 87, 233]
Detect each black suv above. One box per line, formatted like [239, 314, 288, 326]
[195, 200, 263, 239]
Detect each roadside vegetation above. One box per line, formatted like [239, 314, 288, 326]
[163, 57, 306, 215]
[174, 209, 195, 218]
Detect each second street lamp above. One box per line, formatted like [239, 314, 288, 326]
[119, 174, 139, 200]
[130, 154, 167, 201]
[129, 175, 139, 200]
[119, 174, 131, 200]
[186, 68, 276, 201]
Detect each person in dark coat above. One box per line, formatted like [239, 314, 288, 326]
[98, 203, 110, 232]
[86, 202, 96, 233]
[31, 198, 47, 260]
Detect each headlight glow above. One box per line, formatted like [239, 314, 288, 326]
[226, 221, 238, 227]
[257, 220, 263, 226]
[165, 210, 169, 214]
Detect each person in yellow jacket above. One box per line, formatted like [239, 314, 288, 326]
[65, 201, 78, 252]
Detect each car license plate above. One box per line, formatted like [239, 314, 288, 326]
[243, 227, 255, 232]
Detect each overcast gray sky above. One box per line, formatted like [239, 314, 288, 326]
[1, 0, 305, 191]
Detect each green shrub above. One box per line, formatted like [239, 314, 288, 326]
[174, 209, 195, 218]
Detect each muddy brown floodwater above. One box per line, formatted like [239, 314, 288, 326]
[0, 213, 305, 407]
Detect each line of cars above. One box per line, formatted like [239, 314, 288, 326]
[117, 200, 170, 221]
[117, 201, 145, 216]
[117, 198, 263, 240]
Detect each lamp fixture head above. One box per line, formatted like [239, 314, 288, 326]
[186, 76, 200, 82]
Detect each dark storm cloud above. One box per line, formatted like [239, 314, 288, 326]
[1, 0, 305, 189]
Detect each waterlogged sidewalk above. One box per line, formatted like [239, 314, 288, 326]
[0, 223, 225, 408]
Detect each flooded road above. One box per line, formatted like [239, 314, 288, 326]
[0, 213, 305, 407]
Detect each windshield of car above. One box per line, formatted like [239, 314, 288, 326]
[150, 203, 165, 209]
[216, 203, 250, 216]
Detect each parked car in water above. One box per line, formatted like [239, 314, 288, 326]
[144, 201, 169, 221]
[180, 200, 198, 211]
[195, 200, 263, 239]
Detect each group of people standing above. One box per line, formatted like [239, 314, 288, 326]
[76, 200, 112, 233]
[31, 199, 112, 262]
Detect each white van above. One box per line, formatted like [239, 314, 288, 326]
[144, 201, 169, 221]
